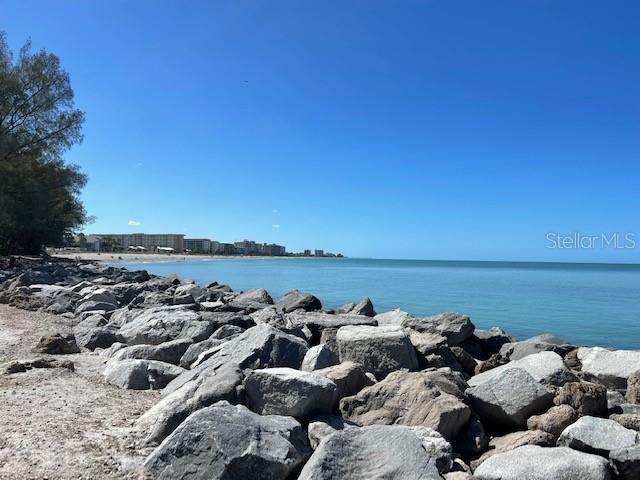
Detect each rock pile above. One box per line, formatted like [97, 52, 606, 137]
[1, 256, 640, 479]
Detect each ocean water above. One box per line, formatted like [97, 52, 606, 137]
[114, 258, 640, 350]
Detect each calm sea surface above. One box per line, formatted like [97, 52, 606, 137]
[113, 258, 640, 349]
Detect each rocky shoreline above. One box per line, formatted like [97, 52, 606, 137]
[1, 256, 639, 480]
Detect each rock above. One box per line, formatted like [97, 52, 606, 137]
[408, 330, 448, 357]
[167, 324, 309, 394]
[103, 359, 185, 390]
[307, 414, 358, 449]
[557, 416, 639, 457]
[374, 308, 415, 326]
[244, 367, 337, 418]
[301, 344, 338, 371]
[315, 361, 374, 401]
[286, 311, 377, 342]
[234, 288, 273, 305]
[450, 346, 477, 375]
[75, 300, 117, 315]
[452, 416, 488, 455]
[468, 351, 577, 387]
[178, 338, 226, 368]
[473, 445, 611, 480]
[336, 325, 418, 378]
[118, 307, 214, 345]
[610, 413, 640, 431]
[473, 327, 515, 357]
[466, 367, 553, 428]
[73, 315, 122, 350]
[79, 287, 117, 305]
[276, 289, 322, 313]
[405, 312, 475, 347]
[199, 311, 256, 330]
[553, 382, 607, 416]
[143, 401, 311, 480]
[475, 353, 509, 375]
[610, 444, 640, 480]
[33, 333, 80, 354]
[135, 365, 244, 446]
[348, 297, 376, 317]
[340, 369, 470, 440]
[471, 430, 555, 469]
[210, 324, 244, 340]
[298, 424, 443, 480]
[577, 347, 640, 388]
[626, 370, 640, 403]
[407, 426, 455, 472]
[109, 339, 193, 365]
[526, 404, 578, 438]
[5, 357, 74, 374]
[608, 390, 627, 410]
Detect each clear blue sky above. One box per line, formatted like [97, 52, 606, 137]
[3, 0, 639, 262]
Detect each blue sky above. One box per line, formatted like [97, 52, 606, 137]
[3, 1, 639, 262]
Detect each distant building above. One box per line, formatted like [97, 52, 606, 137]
[314, 249, 324, 257]
[184, 238, 212, 254]
[262, 243, 286, 256]
[212, 242, 236, 255]
[234, 240, 261, 255]
[91, 233, 184, 252]
[304, 249, 311, 256]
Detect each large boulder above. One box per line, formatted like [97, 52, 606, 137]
[143, 401, 311, 480]
[298, 424, 443, 480]
[341, 297, 376, 317]
[244, 367, 337, 418]
[104, 359, 185, 390]
[471, 430, 555, 469]
[276, 290, 321, 312]
[405, 312, 474, 347]
[178, 338, 226, 369]
[500, 333, 575, 361]
[466, 367, 554, 428]
[118, 307, 214, 345]
[610, 445, 640, 480]
[468, 351, 576, 387]
[286, 311, 377, 342]
[473, 445, 611, 480]
[79, 287, 117, 306]
[307, 414, 358, 449]
[336, 325, 418, 378]
[234, 288, 273, 305]
[557, 416, 639, 457]
[340, 369, 470, 440]
[577, 347, 640, 388]
[374, 308, 414, 326]
[109, 339, 193, 365]
[301, 344, 338, 371]
[164, 324, 308, 395]
[135, 364, 244, 446]
[33, 333, 80, 354]
[315, 361, 374, 401]
[553, 381, 607, 416]
[526, 404, 578, 439]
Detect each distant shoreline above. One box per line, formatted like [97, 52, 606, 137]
[52, 251, 337, 263]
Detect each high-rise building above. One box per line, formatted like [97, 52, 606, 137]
[314, 249, 324, 257]
[91, 233, 184, 252]
[184, 238, 211, 253]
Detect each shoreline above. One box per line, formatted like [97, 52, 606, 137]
[52, 251, 339, 263]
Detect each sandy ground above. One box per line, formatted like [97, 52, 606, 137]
[0, 305, 159, 480]
[52, 251, 322, 263]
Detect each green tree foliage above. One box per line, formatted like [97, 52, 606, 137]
[0, 32, 88, 255]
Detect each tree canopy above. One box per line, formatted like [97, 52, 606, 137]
[0, 32, 88, 255]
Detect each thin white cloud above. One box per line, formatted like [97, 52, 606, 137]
[271, 224, 281, 228]
[128, 220, 142, 226]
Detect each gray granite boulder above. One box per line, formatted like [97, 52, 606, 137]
[109, 338, 193, 365]
[301, 344, 338, 371]
[610, 444, 640, 480]
[373, 308, 414, 326]
[473, 445, 611, 480]
[286, 311, 376, 342]
[315, 361, 374, 401]
[336, 325, 418, 378]
[234, 288, 273, 305]
[276, 290, 321, 312]
[118, 307, 214, 345]
[135, 364, 244, 446]
[469, 351, 576, 387]
[341, 297, 376, 317]
[471, 430, 555, 469]
[577, 347, 640, 388]
[178, 338, 226, 369]
[405, 312, 474, 347]
[307, 414, 358, 449]
[298, 424, 443, 480]
[557, 416, 639, 457]
[244, 367, 337, 418]
[143, 401, 311, 480]
[104, 359, 185, 390]
[340, 369, 470, 440]
[466, 367, 554, 428]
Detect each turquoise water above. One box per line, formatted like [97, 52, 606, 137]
[114, 258, 640, 349]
